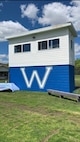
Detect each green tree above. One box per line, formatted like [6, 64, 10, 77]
[75, 59, 80, 75]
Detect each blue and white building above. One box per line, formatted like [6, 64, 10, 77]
[7, 22, 77, 92]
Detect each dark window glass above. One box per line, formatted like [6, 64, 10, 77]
[38, 41, 47, 50]
[23, 44, 30, 52]
[71, 40, 73, 49]
[38, 42, 41, 50]
[49, 39, 59, 48]
[14, 45, 21, 53]
[49, 40, 52, 49]
[42, 41, 47, 49]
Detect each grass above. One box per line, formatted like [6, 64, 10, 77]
[0, 91, 80, 142]
[0, 75, 80, 142]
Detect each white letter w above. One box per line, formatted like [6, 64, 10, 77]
[20, 67, 52, 89]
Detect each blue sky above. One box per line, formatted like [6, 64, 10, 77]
[0, 0, 80, 63]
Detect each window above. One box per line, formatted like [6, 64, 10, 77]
[49, 39, 59, 49]
[14, 45, 21, 53]
[38, 41, 47, 50]
[14, 43, 31, 53]
[71, 40, 73, 49]
[23, 44, 30, 52]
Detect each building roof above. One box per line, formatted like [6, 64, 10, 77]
[6, 22, 77, 40]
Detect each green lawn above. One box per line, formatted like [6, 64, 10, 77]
[0, 91, 80, 142]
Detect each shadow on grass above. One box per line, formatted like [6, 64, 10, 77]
[75, 86, 80, 89]
[48, 93, 77, 102]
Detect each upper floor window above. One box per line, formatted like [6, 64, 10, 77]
[14, 43, 31, 53]
[49, 39, 59, 49]
[71, 40, 73, 49]
[14, 45, 21, 53]
[38, 41, 47, 50]
[38, 38, 59, 51]
[23, 44, 30, 52]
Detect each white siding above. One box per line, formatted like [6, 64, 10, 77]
[9, 28, 74, 67]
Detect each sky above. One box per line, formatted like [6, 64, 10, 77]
[0, 0, 80, 63]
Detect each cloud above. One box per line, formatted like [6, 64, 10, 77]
[38, 1, 80, 32]
[38, 2, 71, 26]
[20, 3, 39, 25]
[20, 1, 80, 31]
[75, 43, 80, 59]
[0, 54, 8, 63]
[0, 20, 28, 41]
[69, 1, 80, 31]
[20, 3, 39, 19]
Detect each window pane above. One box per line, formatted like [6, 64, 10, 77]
[38, 41, 47, 50]
[42, 41, 47, 49]
[14, 45, 21, 53]
[71, 40, 73, 49]
[23, 44, 30, 52]
[49, 39, 59, 49]
[52, 39, 59, 48]
[49, 40, 52, 48]
[38, 42, 41, 50]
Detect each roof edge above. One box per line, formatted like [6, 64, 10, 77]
[6, 22, 77, 40]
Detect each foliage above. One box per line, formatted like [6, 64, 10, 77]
[75, 59, 80, 75]
[0, 91, 80, 142]
[75, 75, 80, 88]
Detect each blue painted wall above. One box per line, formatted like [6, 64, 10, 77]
[9, 65, 74, 92]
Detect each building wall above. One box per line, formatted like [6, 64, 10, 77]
[9, 65, 74, 92]
[8, 27, 75, 92]
[9, 28, 72, 67]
